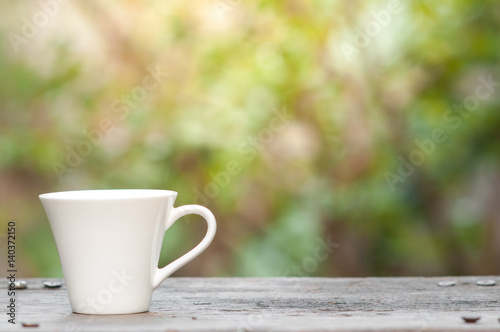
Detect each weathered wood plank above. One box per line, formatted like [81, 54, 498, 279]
[1, 277, 499, 331]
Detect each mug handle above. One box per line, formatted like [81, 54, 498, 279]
[152, 205, 217, 289]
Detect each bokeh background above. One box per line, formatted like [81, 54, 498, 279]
[1, 0, 499, 278]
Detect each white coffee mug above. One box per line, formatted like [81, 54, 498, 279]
[39, 189, 216, 315]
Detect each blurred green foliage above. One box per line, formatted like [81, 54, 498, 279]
[1, 0, 500, 278]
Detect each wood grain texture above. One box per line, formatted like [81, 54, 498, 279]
[1, 277, 499, 331]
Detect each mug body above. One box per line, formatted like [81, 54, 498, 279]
[40, 189, 176, 314]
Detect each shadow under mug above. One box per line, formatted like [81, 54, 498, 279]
[39, 189, 216, 315]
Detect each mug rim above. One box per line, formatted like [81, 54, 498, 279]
[39, 189, 178, 200]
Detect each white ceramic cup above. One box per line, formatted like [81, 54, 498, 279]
[39, 189, 216, 315]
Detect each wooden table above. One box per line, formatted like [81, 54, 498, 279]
[1, 276, 499, 331]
